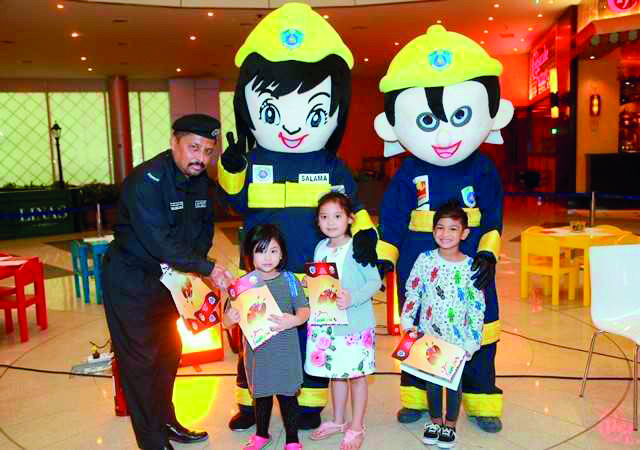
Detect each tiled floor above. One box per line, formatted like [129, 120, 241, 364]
[1, 198, 639, 449]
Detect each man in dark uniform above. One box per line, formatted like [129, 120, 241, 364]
[102, 114, 232, 450]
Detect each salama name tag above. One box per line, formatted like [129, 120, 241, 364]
[299, 173, 329, 183]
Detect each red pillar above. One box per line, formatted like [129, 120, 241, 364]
[108, 75, 133, 183]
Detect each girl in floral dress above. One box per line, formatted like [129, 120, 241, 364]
[304, 192, 381, 450]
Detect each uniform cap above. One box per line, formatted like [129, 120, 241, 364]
[172, 114, 220, 140]
[379, 24, 502, 93]
[235, 2, 354, 69]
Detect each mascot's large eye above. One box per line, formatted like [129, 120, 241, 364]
[450, 106, 472, 127]
[416, 112, 440, 132]
[259, 101, 281, 125]
[306, 108, 328, 128]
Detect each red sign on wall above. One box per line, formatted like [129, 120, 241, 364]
[609, 0, 639, 13]
[529, 29, 556, 101]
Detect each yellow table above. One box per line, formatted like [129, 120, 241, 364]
[530, 227, 622, 305]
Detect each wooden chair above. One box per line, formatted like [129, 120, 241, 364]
[0, 257, 47, 342]
[520, 227, 580, 306]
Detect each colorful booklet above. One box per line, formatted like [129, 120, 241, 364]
[304, 262, 348, 326]
[159, 265, 221, 334]
[227, 271, 283, 350]
[392, 332, 466, 390]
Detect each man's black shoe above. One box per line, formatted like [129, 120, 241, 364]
[229, 410, 256, 431]
[166, 423, 209, 444]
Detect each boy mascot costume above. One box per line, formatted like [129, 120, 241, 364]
[375, 25, 513, 433]
[218, 2, 379, 431]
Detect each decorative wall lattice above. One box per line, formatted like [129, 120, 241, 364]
[0, 93, 52, 186]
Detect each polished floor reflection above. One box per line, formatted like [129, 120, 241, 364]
[1, 198, 639, 449]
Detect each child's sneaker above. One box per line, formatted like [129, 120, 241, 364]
[422, 423, 442, 445]
[436, 426, 456, 448]
[243, 434, 272, 450]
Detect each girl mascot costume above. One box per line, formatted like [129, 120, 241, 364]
[375, 25, 514, 433]
[218, 2, 380, 431]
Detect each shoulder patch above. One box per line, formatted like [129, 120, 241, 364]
[146, 172, 161, 182]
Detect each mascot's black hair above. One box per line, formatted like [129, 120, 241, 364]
[233, 53, 352, 154]
[383, 76, 500, 126]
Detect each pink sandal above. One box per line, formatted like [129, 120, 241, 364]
[340, 427, 365, 450]
[309, 421, 349, 440]
[243, 434, 272, 450]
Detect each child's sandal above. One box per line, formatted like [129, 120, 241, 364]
[309, 421, 349, 440]
[340, 427, 366, 450]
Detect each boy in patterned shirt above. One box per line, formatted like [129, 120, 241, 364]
[400, 200, 486, 449]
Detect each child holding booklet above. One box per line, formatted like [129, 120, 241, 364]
[304, 192, 381, 450]
[223, 224, 309, 450]
[400, 200, 486, 449]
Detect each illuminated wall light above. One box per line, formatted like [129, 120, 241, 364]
[590, 94, 601, 116]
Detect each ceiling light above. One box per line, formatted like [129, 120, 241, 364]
[207, 12, 213, 17]
[323, 14, 329, 19]
[528, 26, 534, 31]
[394, 42, 399, 46]
[520, 38, 525, 42]
[436, 19, 442, 24]
[589, 55, 595, 60]
[480, 40, 485, 44]
[189, 35, 196, 41]
[176, 68, 182, 72]
[513, 48, 519, 52]
[488, 16, 494, 21]
[81, 56, 87, 61]
[88, 67, 93, 72]
[537, 13, 543, 18]
[364, 58, 369, 62]
[57, 3, 64, 9]
[483, 29, 489, 34]
[493, 3, 499, 7]
[71, 32, 79, 38]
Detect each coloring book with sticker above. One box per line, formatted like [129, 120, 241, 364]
[227, 271, 283, 350]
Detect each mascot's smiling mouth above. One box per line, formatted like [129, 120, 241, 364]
[432, 140, 462, 159]
[278, 132, 309, 149]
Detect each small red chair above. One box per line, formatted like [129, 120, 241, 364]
[0, 256, 48, 343]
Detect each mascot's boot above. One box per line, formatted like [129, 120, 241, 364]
[472, 416, 502, 433]
[229, 405, 255, 431]
[298, 411, 322, 430]
[397, 407, 426, 424]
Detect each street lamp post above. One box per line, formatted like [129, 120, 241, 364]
[50, 122, 64, 189]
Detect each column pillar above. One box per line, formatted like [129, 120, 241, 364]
[108, 75, 133, 183]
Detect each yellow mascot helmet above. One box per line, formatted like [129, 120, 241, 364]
[379, 24, 502, 93]
[235, 2, 354, 69]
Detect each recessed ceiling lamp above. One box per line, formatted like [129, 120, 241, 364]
[483, 29, 489, 34]
[71, 32, 79, 38]
[528, 26, 534, 31]
[57, 3, 64, 9]
[520, 37, 525, 42]
[394, 42, 399, 46]
[537, 13, 543, 18]
[88, 67, 93, 72]
[364, 58, 369, 62]
[488, 17, 494, 21]
[436, 19, 442, 24]
[589, 55, 595, 60]
[323, 14, 329, 19]
[493, 3, 499, 7]
[189, 35, 196, 41]
[207, 12, 214, 17]
[176, 68, 182, 72]
[513, 48, 519, 52]
[480, 40, 485, 44]
[81, 56, 87, 61]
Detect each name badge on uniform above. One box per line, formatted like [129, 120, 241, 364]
[170, 201, 184, 211]
[194, 200, 207, 209]
[253, 165, 273, 184]
[461, 186, 476, 208]
[299, 173, 329, 183]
